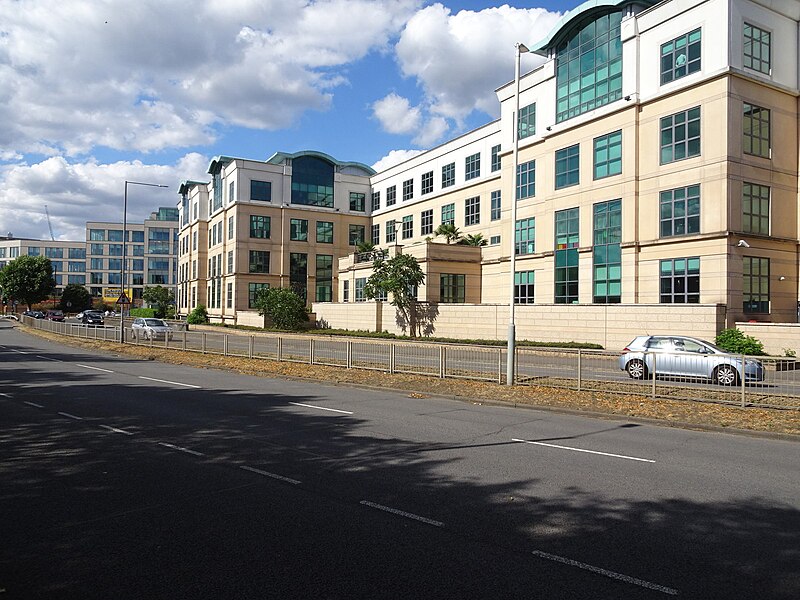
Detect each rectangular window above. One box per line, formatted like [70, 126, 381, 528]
[386, 185, 396, 207]
[464, 196, 480, 226]
[27, 247, 40, 256]
[402, 179, 413, 202]
[489, 235, 501, 245]
[355, 277, 367, 302]
[249, 250, 269, 274]
[192, 231, 197, 250]
[490, 191, 501, 221]
[442, 163, 455, 188]
[108, 244, 123, 256]
[421, 209, 434, 236]
[90, 229, 105, 241]
[660, 185, 700, 237]
[465, 153, 480, 181]
[228, 216, 234, 239]
[441, 203, 455, 226]
[349, 224, 365, 246]
[250, 180, 272, 202]
[440, 274, 466, 303]
[250, 215, 271, 239]
[593, 199, 622, 303]
[68, 248, 85, 259]
[343, 280, 349, 303]
[90, 258, 103, 270]
[290, 218, 308, 241]
[289, 253, 308, 301]
[660, 257, 700, 303]
[227, 250, 233, 274]
[67, 261, 84, 272]
[491, 144, 501, 172]
[90, 243, 104, 255]
[316, 254, 333, 302]
[421, 171, 434, 195]
[107, 230, 123, 242]
[555, 144, 580, 189]
[660, 107, 701, 163]
[316, 221, 334, 244]
[518, 103, 536, 140]
[594, 130, 622, 179]
[515, 218, 535, 256]
[743, 256, 769, 313]
[371, 224, 380, 245]
[743, 23, 770, 75]
[229, 181, 235, 204]
[742, 183, 770, 235]
[386, 220, 396, 243]
[248, 283, 269, 309]
[371, 191, 381, 211]
[660, 28, 701, 84]
[227, 282, 233, 308]
[555, 208, 579, 304]
[743, 103, 770, 158]
[402, 215, 413, 239]
[516, 160, 535, 200]
[514, 271, 535, 304]
[350, 192, 365, 212]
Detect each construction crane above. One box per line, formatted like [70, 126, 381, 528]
[44, 205, 55, 241]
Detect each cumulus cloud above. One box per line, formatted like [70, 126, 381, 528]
[371, 149, 424, 172]
[372, 93, 422, 135]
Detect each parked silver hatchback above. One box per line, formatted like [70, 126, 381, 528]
[131, 318, 174, 341]
[619, 335, 764, 386]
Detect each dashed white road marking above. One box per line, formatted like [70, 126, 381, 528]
[24, 401, 43, 408]
[360, 500, 444, 528]
[9, 348, 29, 354]
[289, 402, 353, 415]
[37, 355, 62, 362]
[0, 392, 12, 398]
[139, 376, 200, 389]
[531, 550, 678, 596]
[76, 364, 114, 373]
[58, 412, 83, 420]
[100, 425, 134, 436]
[512, 438, 655, 463]
[240, 465, 301, 485]
[157, 442, 204, 456]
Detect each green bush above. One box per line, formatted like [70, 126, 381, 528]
[130, 308, 156, 318]
[187, 305, 209, 325]
[254, 288, 308, 330]
[715, 328, 765, 355]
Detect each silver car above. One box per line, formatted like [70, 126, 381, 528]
[619, 335, 764, 386]
[131, 318, 174, 341]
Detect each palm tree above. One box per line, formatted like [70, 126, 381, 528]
[460, 233, 488, 247]
[356, 240, 376, 253]
[434, 223, 462, 244]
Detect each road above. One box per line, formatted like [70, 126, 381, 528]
[1, 323, 799, 599]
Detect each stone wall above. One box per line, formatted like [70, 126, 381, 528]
[736, 322, 800, 357]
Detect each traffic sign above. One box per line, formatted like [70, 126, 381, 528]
[116, 293, 131, 305]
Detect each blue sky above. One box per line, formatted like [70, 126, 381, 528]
[0, 0, 575, 241]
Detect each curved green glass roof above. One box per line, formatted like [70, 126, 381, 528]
[266, 150, 376, 176]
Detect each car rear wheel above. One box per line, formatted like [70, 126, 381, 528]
[714, 364, 739, 386]
[626, 359, 648, 380]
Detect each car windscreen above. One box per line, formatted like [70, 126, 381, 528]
[144, 319, 167, 327]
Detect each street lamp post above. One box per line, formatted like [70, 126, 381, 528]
[507, 42, 529, 385]
[120, 180, 168, 343]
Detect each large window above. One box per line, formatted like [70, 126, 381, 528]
[291, 156, 333, 208]
[660, 185, 700, 237]
[555, 144, 580, 189]
[743, 103, 770, 158]
[249, 251, 269, 274]
[593, 199, 621, 303]
[250, 215, 270, 239]
[248, 283, 269, 308]
[516, 160, 535, 200]
[660, 29, 701, 84]
[386, 220, 396, 244]
[440, 274, 466, 303]
[387, 185, 396, 207]
[743, 183, 770, 235]
[594, 130, 622, 179]
[349, 225, 366, 246]
[90, 229, 105, 241]
[465, 196, 480, 226]
[421, 171, 433, 195]
[491, 145, 501, 172]
[289, 253, 308, 301]
[355, 277, 367, 302]
[317, 221, 333, 243]
[316, 255, 333, 302]
[402, 215, 413, 240]
[290, 218, 308, 241]
[743, 23, 771, 75]
[490, 191, 501, 221]
[660, 257, 699, 303]
[402, 179, 413, 202]
[441, 203, 455, 225]
[69, 247, 85, 259]
[518, 103, 536, 140]
[514, 271, 535, 304]
[556, 11, 622, 123]
[421, 209, 434, 236]
[555, 208, 579, 304]
[743, 257, 769, 313]
[660, 107, 701, 164]
[465, 153, 480, 181]
[515, 218, 535, 256]
[350, 192, 365, 212]
[250, 180, 272, 202]
[371, 224, 380, 245]
[442, 163, 455, 188]
[371, 191, 381, 211]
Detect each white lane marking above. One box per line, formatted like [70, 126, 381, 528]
[289, 402, 353, 415]
[24, 401, 43, 408]
[76, 364, 114, 373]
[531, 550, 678, 596]
[58, 412, 83, 420]
[0, 392, 12, 397]
[240, 465, 301, 485]
[9, 348, 29, 354]
[100, 425, 134, 436]
[512, 438, 655, 463]
[360, 500, 444, 528]
[139, 376, 200, 389]
[37, 355, 63, 362]
[157, 442, 204, 456]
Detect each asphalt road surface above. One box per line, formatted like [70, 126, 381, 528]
[1, 323, 798, 599]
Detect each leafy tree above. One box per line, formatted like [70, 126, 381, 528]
[253, 287, 309, 330]
[0, 255, 54, 310]
[434, 223, 462, 244]
[186, 304, 209, 325]
[460, 233, 488, 247]
[715, 328, 765, 356]
[142, 285, 175, 318]
[59, 283, 92, 313]
[356, 240, 375, 253]
[364, 253, 426, 338]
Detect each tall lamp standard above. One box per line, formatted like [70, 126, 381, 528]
[120, 180, 168, 343]
[507, 42, 529, 385]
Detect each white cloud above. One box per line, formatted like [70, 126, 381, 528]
[371, 149, 424, 172]
[372, 93, 422, 135]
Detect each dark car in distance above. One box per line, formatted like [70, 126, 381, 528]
[82, 311, 105, 326]
[45, 310, 65, 322]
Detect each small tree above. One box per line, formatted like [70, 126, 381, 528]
[142, 285, 175, 318]
[364, 253, 426, 337]
[254, 288, 309, 330]
[59, 284, 92, 313]
[356, 241, 376, 254]
[0, 255, 54, 310]
[186, 305, 209, 325]
[434, 223, 462, 244]
[460, 233, 488, 247]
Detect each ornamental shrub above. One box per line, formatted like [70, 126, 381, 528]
[186, 304, 209, 325]
[715, 328, 765, 356]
